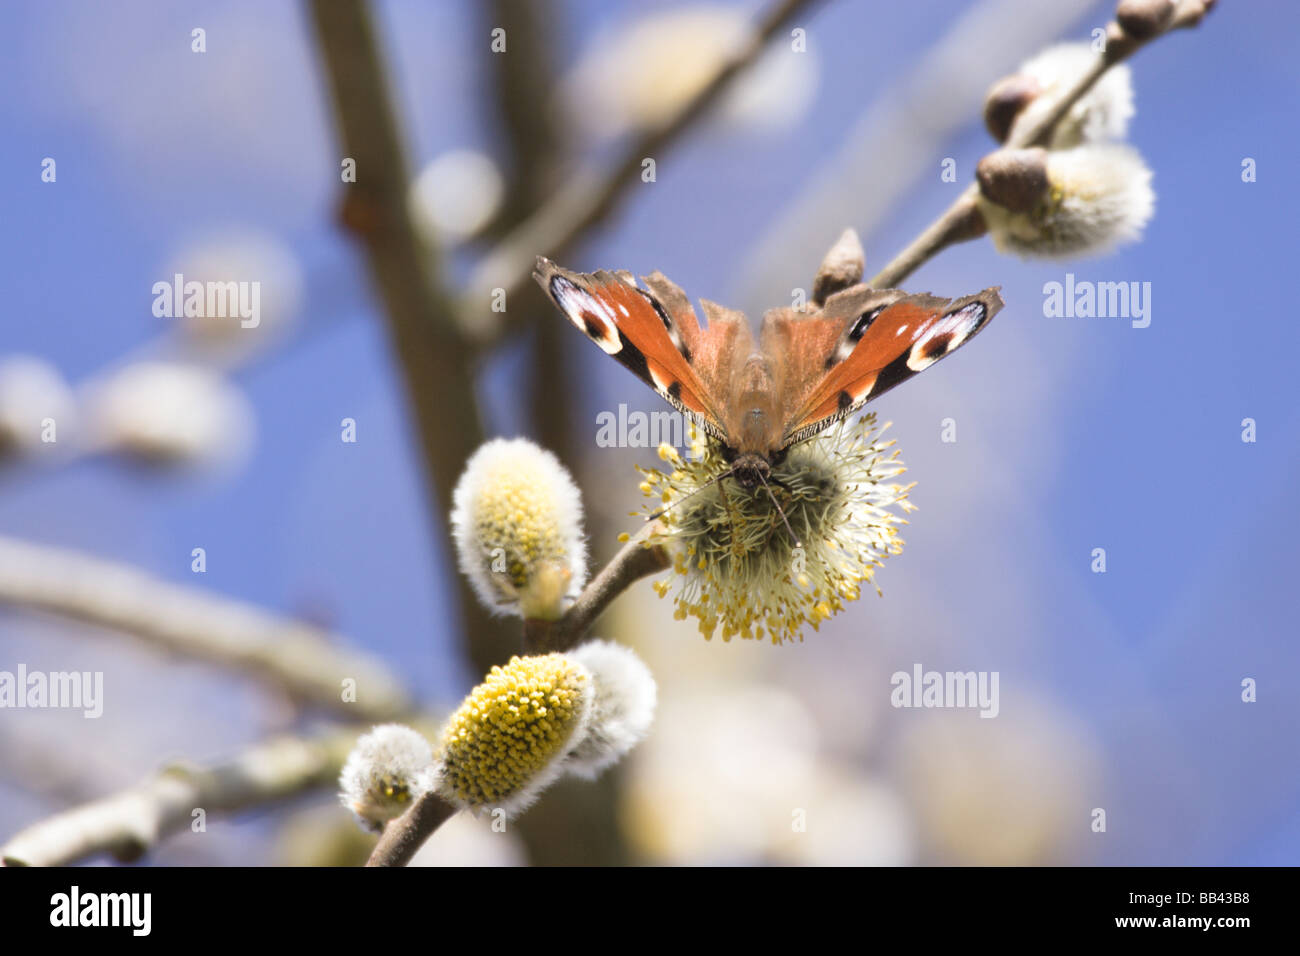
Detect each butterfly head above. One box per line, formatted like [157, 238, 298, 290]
[716, 446, 800, 547]
[728, 451, 770, 491]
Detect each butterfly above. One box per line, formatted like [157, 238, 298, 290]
[534, 254, 1002, 493]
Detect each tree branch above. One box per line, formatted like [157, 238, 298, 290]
[477, 0, 563, 237]
[867, 195, 987, 291]
[459, 0, 826, 346]
[0, 535, 412, 721]
[2, 730, 357, 866]
[868, 0, 1216, 290]
[308, 0, 524, 678]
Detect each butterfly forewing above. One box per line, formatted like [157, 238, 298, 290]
[532, 257, 730, 439]
[778, 288, 1003, 446]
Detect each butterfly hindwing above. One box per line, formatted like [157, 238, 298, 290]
[778, 286, 1004, 446]
[533, 257, 728, 439]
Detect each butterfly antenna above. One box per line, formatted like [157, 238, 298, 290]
[646, 463, 738, 522]
[757, 470, 801, 549]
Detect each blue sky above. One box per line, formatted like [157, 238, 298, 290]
[1, 0, 1297, 865]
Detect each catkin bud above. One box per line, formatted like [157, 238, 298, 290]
[1115, 0, 1175, 41]
[450, 438, 587, 620]
[978, 144, 1154, 260]
[983, 74, 1042, 144]
[642, 415, 914, 643]
[436, 654, 593, 817]
[408, 151, 505, 242]
[562, 640, 657, 779]
[0, 356, 76, 459]
[85, 362, 253, 467]
[167, 231, 302, 354]
[997, 43, 1135, 149]
[811, 229, 866, 306]
[339, 724, 436, 832]
[976, 148, 1050, 214]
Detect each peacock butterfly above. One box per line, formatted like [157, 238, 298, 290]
[534, 250, 1002, 493]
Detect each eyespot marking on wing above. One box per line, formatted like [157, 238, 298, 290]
[826, 306, 887, 369]
[850, 307, 885, 340]
[550, 274, 621, 355]
[906, 301, 986, 372]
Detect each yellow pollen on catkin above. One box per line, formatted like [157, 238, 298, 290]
[635, 415, 911, 643]
[439, 654, 588, 808]
[471, 467, 569, 588]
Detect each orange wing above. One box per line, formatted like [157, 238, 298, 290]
[533, 257, 730, 440]
[777, 286, 1004, 446]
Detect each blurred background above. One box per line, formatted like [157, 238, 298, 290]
[1, 0, 1297, 866]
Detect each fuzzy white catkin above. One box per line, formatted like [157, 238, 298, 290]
[167, 230, 303, 350]
[899, 698, 1098, 865]
[408, 150, 505, 242]
[622, 682, 822, 864]
[1018, 43, 1134, 149]
[562, 640, 657, 779]
[84, 361, 254, 466]
[450, 438, 587, 619]
[0, 356, 76, 457]
[980, 144, 1154, 260]
[561, 6, 816, 140]
[339, 724, 436, 830]
[643, 416, 913, 642]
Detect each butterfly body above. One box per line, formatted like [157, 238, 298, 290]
[534, 255, 1003, 479]
[731, 355, 781, 456]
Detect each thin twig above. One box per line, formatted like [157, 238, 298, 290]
[1, 730, 357, 866]
[524, 522, 669, 654]
[364, 790, 459, 867]
[737, 0, 1095, 313]
[0, 535, 412, 721]
[868, 0, 1216, 290]
[1013, 0, 1218, 149]
[867, 194, 987, 291]
[460, 0, 826, 345]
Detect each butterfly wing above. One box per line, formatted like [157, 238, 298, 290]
[770, 285, 1004, 446]
[533, 257, 731, 441]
